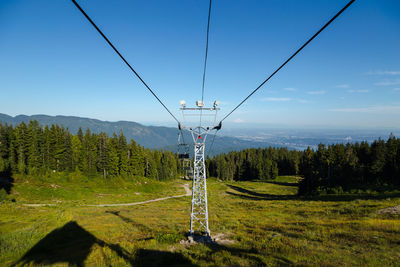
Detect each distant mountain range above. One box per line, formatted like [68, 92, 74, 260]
[0, 113, 276, 155]
[2, 113, 394, 155]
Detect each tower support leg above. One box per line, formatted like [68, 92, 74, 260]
[190, 142, 210, 236]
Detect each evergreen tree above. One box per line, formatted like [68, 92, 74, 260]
[0, 123, 10, 174]
[117, 131, 129, 177]
[96, 132, 108, 178]
[15, 122, 29, 174]
[71, 134, 82, 172]
[27, 120, 42, 174]
[107, 138, 119, 177]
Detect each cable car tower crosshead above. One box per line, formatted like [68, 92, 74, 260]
[179, 100, 221, 237]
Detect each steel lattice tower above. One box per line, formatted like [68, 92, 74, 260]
[190, 129, 210, 235]
[179, 100, 220, 237]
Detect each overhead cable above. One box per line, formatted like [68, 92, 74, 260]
[219, 0, 355, 123]
[207, 130, 218, 157]
[201, 0, 212, 103]
[200, 0, 213, 127]
[71, 0, 180, 124]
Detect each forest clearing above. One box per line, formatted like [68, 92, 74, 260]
[1, 175, 399, 266]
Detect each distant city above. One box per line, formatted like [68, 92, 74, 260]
[222, 127, 400, 150]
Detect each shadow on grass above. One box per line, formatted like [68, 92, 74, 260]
[14, 221, 198, 267]
[197, 242, 294, 266]
[133, 249, 197, 267]
[0, 174, 14, 194]
[227, 184, 400, 202]
[105, 210, 153, 238]
[306, 192, 400, 202]
[265, 181, 299, 187]
[227, 184, 296, 200]
[14, 221, 133, 266]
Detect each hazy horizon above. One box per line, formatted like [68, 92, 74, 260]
[2, 112, 399, 135]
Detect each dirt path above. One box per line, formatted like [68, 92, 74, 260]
[22, 204, 56, 207]
[22, 184, 191, 208]
[376, 204, 400, 215]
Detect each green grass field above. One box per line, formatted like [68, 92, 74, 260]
[1, 175, 399, 266]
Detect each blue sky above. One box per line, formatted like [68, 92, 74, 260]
[1, 0, 399, 128]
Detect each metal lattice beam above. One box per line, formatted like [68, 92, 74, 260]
[190, 142, 209, 235]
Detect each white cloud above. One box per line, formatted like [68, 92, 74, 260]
[367, 70, 400, 75]
[374, 80, 400, 86]
[307, 90, 325, 95]
[260, 97, 312, 103]
[262, 97, 292, 102]
[336, 84, 349, 88]
[283, 87, 297, 91]
[347, 89, 369, 93]
[297, 99, 311, 104]
[233, 118, 245, 123]
[329, 105, 400, 114]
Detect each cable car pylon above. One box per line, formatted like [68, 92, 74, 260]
[179, 100, 220, 240]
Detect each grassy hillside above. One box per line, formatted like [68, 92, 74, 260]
[1, 176, 399, 266]
[2, 174, 181, 205]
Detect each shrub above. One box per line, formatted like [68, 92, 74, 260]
[154, 232, 183, 244]
[0, 189, 7, 202]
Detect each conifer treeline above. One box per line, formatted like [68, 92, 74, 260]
[0, 121, 179, 179]
[1, 121, 399, 195]
[207, 147, 301, 181]
[206, 136, 400, 194]
[298, 136, 400, 194]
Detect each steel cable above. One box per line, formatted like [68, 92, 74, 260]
[71, 0, 181, 124]
[219, 0, 355, 123]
